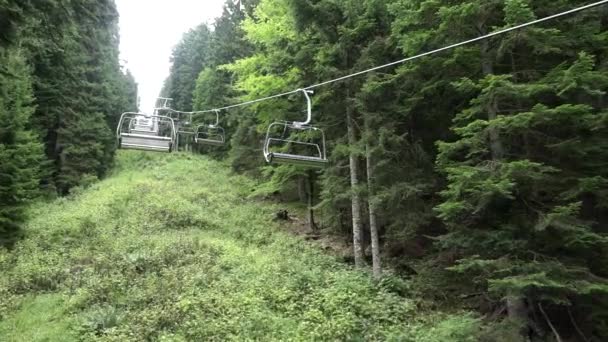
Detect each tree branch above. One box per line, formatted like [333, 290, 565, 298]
[538, 303, 562, 342]
[568, 307, 590, 342]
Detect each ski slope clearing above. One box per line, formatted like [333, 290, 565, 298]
[0, 152, 476, 341]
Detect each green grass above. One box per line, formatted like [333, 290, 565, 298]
[0, 294, 77, 342]
[0, 151, 478, 341]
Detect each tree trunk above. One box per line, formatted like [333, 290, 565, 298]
[481, 27, 527, 339]
[307, 170, 318, 233]
[347, 92, 365, 267]
[480, 37, 504, 160]
[507, 294, 529, 340]
[298, 176, 307, 203]
[366, 143, 381, 279]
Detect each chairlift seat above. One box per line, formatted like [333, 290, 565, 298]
[178, 127, 196, 135]
[266, 152, 328, 168]
[120, 134, 172, 152]
[263, 123, 327, 168]
[195, 124, 225, 147]
[120, 133, 172, 152]
[195, 137, 225, 146]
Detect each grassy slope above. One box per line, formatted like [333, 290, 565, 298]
[0, 152, 477, 341]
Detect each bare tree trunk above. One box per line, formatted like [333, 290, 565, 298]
[298, 176, 307, 203]
[307, 170, 318, 233]
[347, 92, 365, 267]
[366, 143, 381, 279]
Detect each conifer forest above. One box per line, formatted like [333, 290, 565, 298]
[1, 0, 608, 340]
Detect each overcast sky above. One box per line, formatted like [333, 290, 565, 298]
[116, 0, 225, 113]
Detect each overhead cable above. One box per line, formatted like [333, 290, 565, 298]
[185, 0, 608, 114]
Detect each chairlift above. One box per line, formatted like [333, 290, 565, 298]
[116, 112, 176, 153]
[130, 116, 156, 135]
[155, 97, 173, 110]
[263, 89, 328, 168]
[175, 112, 193, 134]
[195, 110, 226, 146]
[176, 112, 196, 150]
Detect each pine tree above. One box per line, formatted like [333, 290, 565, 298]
[402, 0, 608, 337]
[164, 24, 213, 112]
[23, 0, 136, 194]
[0, 49, 44, 245]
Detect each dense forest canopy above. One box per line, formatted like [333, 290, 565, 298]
[0, 0, 607, 340]
[158, 0, 608, 339]
[0, 0, 137, 244]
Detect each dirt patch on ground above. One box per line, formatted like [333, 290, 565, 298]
[276, 211, 354, 262]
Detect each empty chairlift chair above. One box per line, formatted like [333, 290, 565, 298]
[176, 113, 196, 150]
[263, 89, 328, 168]
[155, 97, 173, 110]
[116, 112, 176, 152]
[195, 110, 225, 146]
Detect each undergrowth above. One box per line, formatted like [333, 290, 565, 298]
[0, 151, 481, 341]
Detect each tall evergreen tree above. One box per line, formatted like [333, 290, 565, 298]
[163, 24, 212, 111]
[24, 0, 136, 193]
[0, 49, 44, 245]
[390, 0, 608, 337]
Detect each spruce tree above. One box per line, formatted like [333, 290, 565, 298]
[24, 0, 136, 193]
[0, 49, 44, 245]
[163, 24, 213, 111]
[405, 0, 608, 337]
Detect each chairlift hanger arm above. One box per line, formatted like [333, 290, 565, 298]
[210, 109, 220, 127]
[294, 89, 314, 126]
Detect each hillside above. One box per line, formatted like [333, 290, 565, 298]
[0, 151, 479, 341]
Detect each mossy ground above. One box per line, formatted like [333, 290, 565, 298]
[0, 151, 478, 341]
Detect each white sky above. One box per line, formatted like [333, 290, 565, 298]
[116, 0, 225, 113]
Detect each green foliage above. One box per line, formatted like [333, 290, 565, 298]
[206, 0, 608, 338]
[193, 68, 229, 111]
[4, 0, 607, 339]
[166, 1, 257, 161]
[163, 24, 213, 111]
[0, 294, 77, 342]
[21, 0, 137, 194]
[0, 49, 44, 246]
[406, 313, 482, 342]
[0, 0, 136, 242]
[0, 151, 475, 340]
[426, 0, 608, 337]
